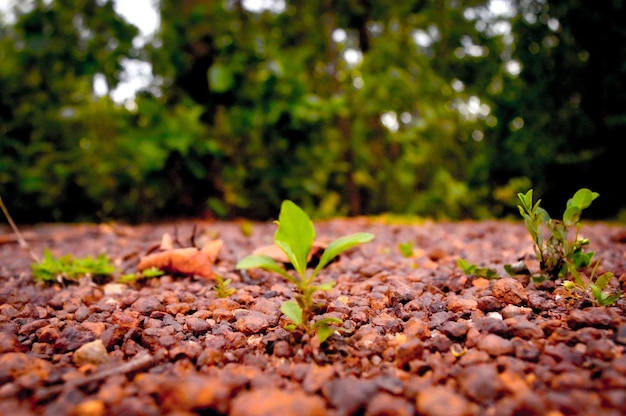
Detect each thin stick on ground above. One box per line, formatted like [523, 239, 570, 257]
[31, 350, 164, 403]
[0, 196, 40, 262]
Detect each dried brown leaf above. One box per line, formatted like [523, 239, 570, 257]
[160, 233, 174, 250]
[137, 240, 222, 279]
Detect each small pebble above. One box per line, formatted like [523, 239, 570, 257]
[73, 340, 109, 366]
[492, 278, 528, 306]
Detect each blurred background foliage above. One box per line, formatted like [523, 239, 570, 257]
[0, 0, 624, 223]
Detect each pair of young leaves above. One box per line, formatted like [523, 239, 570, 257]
[236, 200, 374, 340]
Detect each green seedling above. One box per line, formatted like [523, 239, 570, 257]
[118, 267, 165, 284]
[562, 261, 620, 306]
[213, 274, 236, 298]
[398, 241, 414, 258]
[32, 248, 115, 284]
[510, 188, 620, 305]
[457, 258, 498, 279]
[513, 188, 597, 281]
[236, 200, 374, 343]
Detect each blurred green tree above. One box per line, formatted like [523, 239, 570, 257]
[150, 0, 506, 219]
[0, 0, 139, 221]
[2, 0, 624, 222]
[485, 0, 626, 218]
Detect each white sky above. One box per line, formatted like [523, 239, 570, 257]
[114, 0, 159, 39]
[108, 0, 159, 103]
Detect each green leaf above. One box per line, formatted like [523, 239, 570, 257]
[517, 190, 533, 211]
[504, 261, 530, 276]
[457, 258, 473, 273]
[398, 242, 414, 258]
[590, 285, 604, 303]
[274, 200, 315, 278]
[235, 255, 295, 282]
[563, 206, 582, 226]
[313, 317, 342, 343]
[313, 232, 374, 274]
[313, 281, 336, 291]
[594, 272, 614, 291]
[315, 324, 336, 343]
[595, 291, 621, 306]
[313, 316, 343, 327]
[280, 300, 303, 326]
[568, 188, 599, 210]
[562, 280, 576, 290]
[208, 63, 234, 93]
[572, 251, 594, 268]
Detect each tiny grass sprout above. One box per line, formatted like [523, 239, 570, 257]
[236, 200, 374, 343]
[510, 188, 621, 306]
[213, 274, 236, 298]
[457, 258, 498, 279]
[32, 248, 115, 284]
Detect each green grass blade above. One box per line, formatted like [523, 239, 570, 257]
[235, 254, 296, 283]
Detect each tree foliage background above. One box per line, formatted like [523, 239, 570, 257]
[1, 0, 624, 223]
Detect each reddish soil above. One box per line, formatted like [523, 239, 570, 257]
[1, 218, 626, 415]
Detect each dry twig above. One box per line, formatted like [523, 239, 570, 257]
[0, 196, 40, 262]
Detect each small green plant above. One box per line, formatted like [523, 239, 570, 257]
[32, 248, 116, 283]
[398, 241, 414, 258]
[236, 200, 374, 343]
[510, 188, 620, 305]
[563, 262, 620, 306]
[513, 188, 597, 281]
[118, 267, 165, 284]
[457, 258, 498, 279]
[213, 274, 236, 298]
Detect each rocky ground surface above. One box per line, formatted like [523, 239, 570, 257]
[0, 218, 626, 415]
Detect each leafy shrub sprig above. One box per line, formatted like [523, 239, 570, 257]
[236, 200, 374, 343]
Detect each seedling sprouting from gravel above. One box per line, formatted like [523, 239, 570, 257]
[508, 188, 620, 305]
[398, 241, 414, 258]
[213, 274, 236, 298]
[457, 258, 498, 279]
[236, 200, 374, 343]
[562, 261, 620, 306]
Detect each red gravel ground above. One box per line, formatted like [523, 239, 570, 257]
[1, 218, 626, 415]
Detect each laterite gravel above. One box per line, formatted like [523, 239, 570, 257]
[1, 218, 625, 415]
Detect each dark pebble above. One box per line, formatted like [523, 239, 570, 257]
[614, 324, 626, 345]
[130, 296, 165, 316]
[477, 296, 503, 312]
